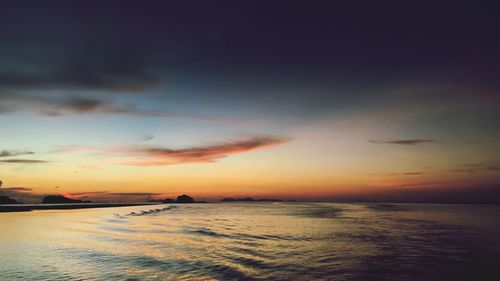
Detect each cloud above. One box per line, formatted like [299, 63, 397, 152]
[401, 172, 425, 175]
[56, 136, 291, 166]
[0, 68, 160, 93]
[0, 159, 49, 164]
[64, 191, 109, 196]
[0, 13, 161, 95]
[140, 135, 155, 142]
[122, 136, 291, 166]
[0, 94, 242, 122]
[0, 186, 43, 203]
[0, 184, 164, 203]
[370, 171, 425, 176]
[0, 150, 34, 157]
[59, 97, 103, 113]
[0, 149, 49, 164]
[452, 161, 500, 173]
[0, 0, 499, 126]
[368, 139, 434, 145]
[0, 186, 165, 203]
[0, 94, 169, 117]
[2, 187, 33, 192]
[61, 191, 164, 202]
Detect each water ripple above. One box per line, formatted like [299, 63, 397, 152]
[2, 203, 500, 281]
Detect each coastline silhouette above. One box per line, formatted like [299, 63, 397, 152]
[42, 195, 92, 204]
[0, 195, 19, 204]
[0, 194, 201, 212]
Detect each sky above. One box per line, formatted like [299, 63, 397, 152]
[0, 1, 499, 203]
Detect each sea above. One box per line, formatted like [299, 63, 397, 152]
[0, 202, 499, 281]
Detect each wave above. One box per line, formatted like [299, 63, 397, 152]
[293, 205, 344, 218]
[182, 227, 231, 238]
[122, 205, 177, 217]
[182, 226, 314, 244]
[366, 203, 409, 212]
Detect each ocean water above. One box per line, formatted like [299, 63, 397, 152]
[0, 203, 499, 281]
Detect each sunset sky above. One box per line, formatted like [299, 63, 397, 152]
[1, 1, 499, 203]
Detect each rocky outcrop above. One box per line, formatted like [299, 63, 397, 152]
[175, 194, 195, 203]
[41, 195, 92, 204]
[0, 195, 19, 204]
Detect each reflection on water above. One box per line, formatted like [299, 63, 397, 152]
[1, 203, 499, 280]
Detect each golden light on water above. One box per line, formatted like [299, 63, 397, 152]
[1, 203, 499, 280]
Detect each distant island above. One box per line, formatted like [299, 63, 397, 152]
[42, 195, 92, 204]
[1, 194, 203, 213]
[0, 195, 19, 204]
[1, 194, 155, 212]
[221, 197, 283, 202]
[162, 194, 197, 204]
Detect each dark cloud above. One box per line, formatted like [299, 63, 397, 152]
[0, 1, 498, 117]
[3, 187, 33, 192]
[0, 94, 240, 121]
[141, 135, 155, 142]
[370, 172, 425, 176]
[0, 94, 156, 116]
[452, 161, 500, 173]
[63, 98, 102, 113]
[0, 186, 43, 203]
[0, 69, 160, 93]
[0, 159, 49, 164]
[0, 150, 34, 157]
[0, 2, 162, 94]
[368, 139, 434, 145]
[50, 97, 164, 116]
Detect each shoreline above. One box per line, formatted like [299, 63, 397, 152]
[0, 202, 161, 213]
[1, 201, 498, 213]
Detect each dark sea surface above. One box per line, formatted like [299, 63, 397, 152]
[0, 203, 499, 280]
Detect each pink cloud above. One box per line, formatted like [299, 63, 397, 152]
[55, 136, 291, 166]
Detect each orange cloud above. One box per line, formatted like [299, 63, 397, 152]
[124, 136, 291, 166]
[55, 136, 291, 166]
